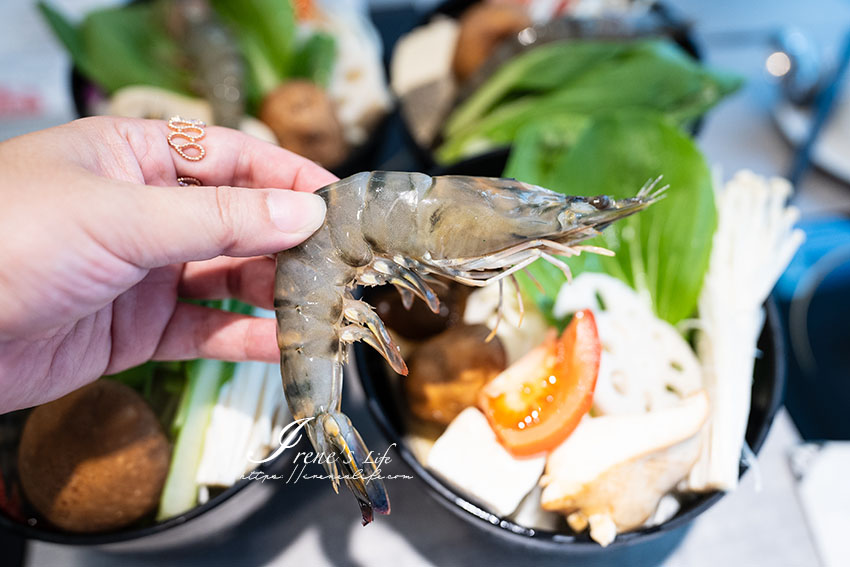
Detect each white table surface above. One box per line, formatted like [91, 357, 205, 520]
[3, 0, 849, 565]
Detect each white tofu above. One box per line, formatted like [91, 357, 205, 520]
[426, 407, 545, 517]
[390, 18, 459, 97]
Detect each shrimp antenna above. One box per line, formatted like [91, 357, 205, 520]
[638, 176, 669, 203]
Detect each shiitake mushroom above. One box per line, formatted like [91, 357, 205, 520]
[259, 80, 348, 169]
[17, 380, 170, 533]
[452, 3, 533, 83]
[405, 324, 507, 425]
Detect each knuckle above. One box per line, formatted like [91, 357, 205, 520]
[211, 185, 241, 252]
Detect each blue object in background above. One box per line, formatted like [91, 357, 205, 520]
[775, 214, 850, 440]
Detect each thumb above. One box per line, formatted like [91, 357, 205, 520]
[89, 181, 327, 267]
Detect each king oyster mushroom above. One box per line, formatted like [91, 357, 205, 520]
[539, 391, 709, 546]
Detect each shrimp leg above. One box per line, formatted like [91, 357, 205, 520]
[370, 259, 441, 314]
[357, 258, 441, 313]
[341, 299, 408, 374]
[395, 287, 416, 310]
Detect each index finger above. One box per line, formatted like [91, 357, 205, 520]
[121, 117, 338, 191]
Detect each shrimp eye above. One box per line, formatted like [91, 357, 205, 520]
[589, 195, 611, 210]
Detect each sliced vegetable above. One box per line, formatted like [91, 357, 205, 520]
[479, 309, 600, 457]
[551, 273, 703, 416]
[195, 360, 279, 487]
[157, 299, 250, 520]
[157, 358, 234, 520]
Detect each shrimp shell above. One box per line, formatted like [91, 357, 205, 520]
[275, 172, 663, 523]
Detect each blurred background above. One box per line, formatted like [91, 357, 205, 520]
[1, 0, 849, 566]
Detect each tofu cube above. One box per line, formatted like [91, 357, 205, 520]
[426, 407, 545, 517]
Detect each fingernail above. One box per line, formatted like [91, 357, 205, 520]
[266, 191, 326, 234]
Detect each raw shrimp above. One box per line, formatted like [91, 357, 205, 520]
[274, 172, 663, 524]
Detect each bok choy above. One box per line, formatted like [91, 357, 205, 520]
[507, 112, 718, 326]
[437, 39, 742, 164]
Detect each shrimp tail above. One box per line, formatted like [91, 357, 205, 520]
[312, 411, 390, 525]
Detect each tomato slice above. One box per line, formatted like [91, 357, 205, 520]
[478, 309, 600, 457]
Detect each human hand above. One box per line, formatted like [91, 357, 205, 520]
[0, 116, 337, 412]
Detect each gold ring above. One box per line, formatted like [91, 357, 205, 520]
[177, 176, 202, 186]
[168, 116, 206, 162]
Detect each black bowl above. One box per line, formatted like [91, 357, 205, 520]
[396, 0, 701, 173]
[0, 391, 304, 551]
[355, 299, 784, 554]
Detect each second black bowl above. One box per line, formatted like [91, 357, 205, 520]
[354, 277, 784, 555]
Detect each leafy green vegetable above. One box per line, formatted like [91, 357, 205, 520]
[211, 0, 296, 78]
[210, 0, 335, 108]
[437, 106, 590, 165]
[446, 41, 625, 137]
[106, 361, 157, 393]
[210, 0, 296, 104]
[438, 39, 742, 164]
[38, 2, 91, 76]
[40, 0, 336, 114]
[106, 361, 186, 434]
[39, 1, 190, 95]
[291, 32, 337, 88]
[507, 112, 717, 325]
[239, 32, 284, 106]
[502, 116, 586, 186]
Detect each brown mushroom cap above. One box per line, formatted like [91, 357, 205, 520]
[259, 80, 348, 169]
[452, 4, 533, 83]
[18, 380, 171, 533]
[405, 324, 507, 425]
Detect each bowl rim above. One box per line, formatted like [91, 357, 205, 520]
[0, 391, 296, 546]
[0, 474, 251, 546]
[354, 298, 785, 551]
